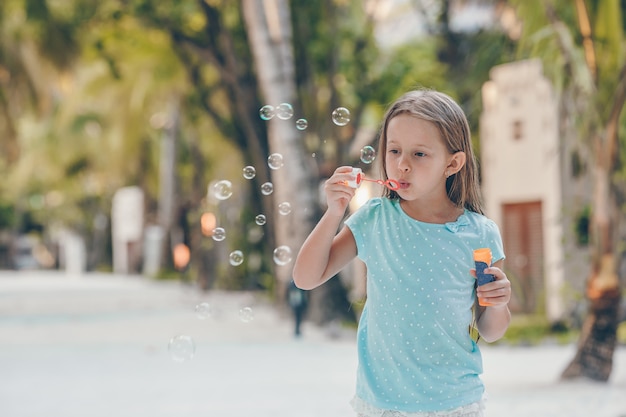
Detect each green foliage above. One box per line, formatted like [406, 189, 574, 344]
[24, 0, 83, 68]
[574, 205, 591, 246]
[509, 0, 583, 95]
[588, 1, 624, 127]
[437, 28, 517, 150]
[0, 201, 16, 229]
[0, 1, 535, 295]
[499, 314, 578, 345]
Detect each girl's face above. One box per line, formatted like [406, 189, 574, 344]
[384, 114, 458, 203]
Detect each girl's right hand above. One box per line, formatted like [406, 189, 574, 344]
[324, 166, 358, 216]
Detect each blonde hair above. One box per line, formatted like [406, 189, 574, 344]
[377, 89, 484, 214]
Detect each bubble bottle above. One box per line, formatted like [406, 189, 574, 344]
[473, 248, 495, 306]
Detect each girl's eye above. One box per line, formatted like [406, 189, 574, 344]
[388, 149, 399, 154]
[415, 152, 425, 157]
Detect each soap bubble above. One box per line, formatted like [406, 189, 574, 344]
[360, 145, 376, 164]
[273, 245, 293, 266]
[243, 166, 256, 180]
[255, 214, 266, 225]
[168, 335, 195, 362]
[212, 227, 226, 242]
[259, 105, 275, 120]
[276, 103, 294, 120]
[195, 302, 212, 320]
[296, 118, 308, 130]
[332, 107, 351, 126]
[229, 250, 244, 266]
[268, 153, 284, 170]
[239, 306, 255, 323]
[278, 202, 292, 216]
[261, 182, 274, 195]
[213, 180, 233, 201]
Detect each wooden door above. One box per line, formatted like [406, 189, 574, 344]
[502, 201, 544, 313]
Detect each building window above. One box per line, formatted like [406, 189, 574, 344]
[512, 119, 523, 140]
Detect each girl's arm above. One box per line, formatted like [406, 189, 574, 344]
[292, 167, 359, 290]
[475, 259, 512, 343]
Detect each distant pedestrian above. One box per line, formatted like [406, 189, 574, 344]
[286, 279, 307, 337]
[293, 89, 512, 416]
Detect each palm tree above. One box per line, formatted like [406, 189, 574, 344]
[511, 0, 625, 381]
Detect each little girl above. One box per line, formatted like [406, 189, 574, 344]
[293, 89, 511, 417]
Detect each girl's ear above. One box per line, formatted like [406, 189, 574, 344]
[447, 151, 466, 175]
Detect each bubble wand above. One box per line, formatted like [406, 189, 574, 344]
[345, 167, 400, 191]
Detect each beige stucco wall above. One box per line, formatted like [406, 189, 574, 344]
[480, 59, 565, 321]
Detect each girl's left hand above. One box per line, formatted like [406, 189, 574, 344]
[473, 266, 511, 308]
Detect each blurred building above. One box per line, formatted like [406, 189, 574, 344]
[480, 59, 592, 323]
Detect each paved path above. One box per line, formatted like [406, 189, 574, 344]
[0, 270, 624, 417]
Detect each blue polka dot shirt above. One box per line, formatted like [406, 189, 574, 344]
[345, 197, 505, 412]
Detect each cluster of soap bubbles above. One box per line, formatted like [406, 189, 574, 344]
[195, 301, 256, 324]
[209, 151, 294, 268]
[170, 103, 371, 363]
[211, 245, 293, 267]
[259, 102, 354, 131]
[259, 103, 295, 121]
[259, 103, 374, 163]
[259, 103, 308, 130]
[211, 154, 283, 202]
[208, 104, 375, 270]
[168, 300, 259, 362]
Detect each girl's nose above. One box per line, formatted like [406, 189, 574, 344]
[398, 155, 410, 171]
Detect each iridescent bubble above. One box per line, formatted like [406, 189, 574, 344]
[276, 103, 294, 120]
[229, 250, 244, 266]
[213, 180, 233, 201]
[239, 306, 255, 323]
[195, 302, 212, 320]
[212, 227, 226, 242]
[273, 245, 293, 266]
[296, 118, 308, 130]
[268, 153, 284, 170]
[332, 107, 351, 126]
[278, 202, 292, 216]
[255, 214, 266, 226]
[243, 166, 256, 180]
[259, 105, 275, 121]
[261, 182, 274, 195]
[168, 335, 195, 362]
[360, 145, 376, 164]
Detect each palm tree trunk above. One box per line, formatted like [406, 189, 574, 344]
[241, 0, 316, 301]
[562, 129, 623, 382]
[561, 255, 621, 381]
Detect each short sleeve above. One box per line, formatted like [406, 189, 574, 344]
[484, 218, 505, 264]
[344, 198, 383, 260]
